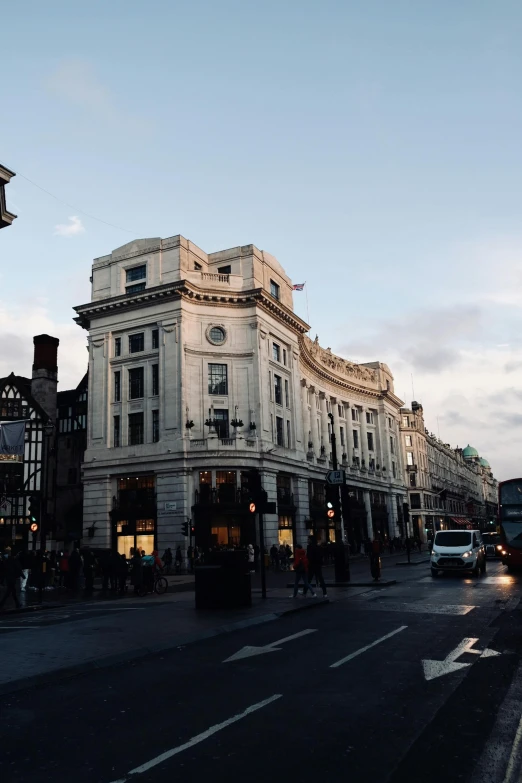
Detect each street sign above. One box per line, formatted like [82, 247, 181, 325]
[326, 470, 346, 485]
[0, 496, 11, 513]
[164, 501, 177, 511]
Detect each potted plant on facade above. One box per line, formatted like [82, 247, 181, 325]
[185, 419, 194, 429]
[342, 452, 348, 464]
[205, 418, 217, 436]
[249, 421, 256, 431]
[230, 418, 243, 429]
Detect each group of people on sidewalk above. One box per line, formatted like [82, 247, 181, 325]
[291, 536, 328, 599]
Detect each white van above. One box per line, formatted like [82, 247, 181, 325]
[430, 530, 486, 577]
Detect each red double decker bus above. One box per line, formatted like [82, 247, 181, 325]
[499, 478, 522, 570]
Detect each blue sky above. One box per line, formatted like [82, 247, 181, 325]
[2, 0, 522, 478]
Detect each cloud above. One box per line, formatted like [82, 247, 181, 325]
[505, 360, 522, 373]
[54, 216, 85, 237]
[46, 60, 112, 113]
[0, 301, 87, 390]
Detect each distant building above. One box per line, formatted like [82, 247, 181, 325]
[74, 235, 407, 557]
[0, 335, 87, 551]
[0, 164, 17, 229]
[399, 402, 498, 539]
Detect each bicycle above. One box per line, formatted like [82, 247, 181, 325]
[138, 569, 168, 597]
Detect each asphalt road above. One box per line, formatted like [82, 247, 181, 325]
[2, 560, 522, 783]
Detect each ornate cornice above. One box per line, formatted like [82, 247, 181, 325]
[74, 280, 310, 335]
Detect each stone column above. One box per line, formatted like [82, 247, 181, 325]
[259, 468, 278, 549]
[310, 389, 321, 455]
[331, 400, 342, 465]
[363, 489, 373, 538]
[319, 392, 329, 455]
[360, 407, 369, 469]
[387, 492, 400, 538]
[83, 473, 112, 548]
[301, 381, 312, 451]
[294, 476, 310, 546]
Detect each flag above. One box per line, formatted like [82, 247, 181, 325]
[0, 421, 26, 456]
[292, 283, 305, 291]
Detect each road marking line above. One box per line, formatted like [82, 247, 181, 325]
[0, 626, 42, 629]
[108, 694, 282, 781]
[503, 714, 522, 783]
[223, 629, 317, 662]
[330, 626, 408, 668]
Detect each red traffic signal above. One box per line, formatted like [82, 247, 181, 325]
[30, 522, 39, 533]
[249, 502, 256, 513]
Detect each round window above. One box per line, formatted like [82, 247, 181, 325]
[209, 326, 226, 344]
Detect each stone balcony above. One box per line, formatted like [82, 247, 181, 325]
[189, 436, 258, 451]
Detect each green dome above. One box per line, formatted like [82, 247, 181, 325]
[479, 457, 490, 468]
[462, 444, 479, 459]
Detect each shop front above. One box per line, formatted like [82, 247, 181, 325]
[192, 469, 254, 548]
[111, 475, 157, 556]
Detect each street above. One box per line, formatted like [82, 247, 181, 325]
[1, 559, 522, 783]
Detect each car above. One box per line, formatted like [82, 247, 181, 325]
[430, 529, 486, 577]
[482, 532, 503, 559]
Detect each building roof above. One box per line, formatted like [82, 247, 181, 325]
[479, 457, 491, 468]
[462, 444, 479, 459]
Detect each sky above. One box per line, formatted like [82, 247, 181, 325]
[2, 0, 522, 480]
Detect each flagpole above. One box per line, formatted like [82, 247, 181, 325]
[305, 282, 310, 330]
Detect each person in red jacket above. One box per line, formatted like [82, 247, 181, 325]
[290, 544, 316, 598]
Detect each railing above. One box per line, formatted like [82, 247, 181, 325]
[221, 438, 234, 446]
[194, 487, 251, 506]
[201, 272, 230, 284]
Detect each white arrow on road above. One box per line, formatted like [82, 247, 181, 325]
[223, 629, 317, 662]
[422, 637, 501, 681]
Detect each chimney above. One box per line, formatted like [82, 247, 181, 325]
[31, 334, 59, 421]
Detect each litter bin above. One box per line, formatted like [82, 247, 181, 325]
[195, 549, 251, 609]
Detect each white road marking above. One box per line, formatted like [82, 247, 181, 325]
[503, 714, 522, 783]
[0, 625, 42, 629]
[422, 637, 502, 681]
[330, 626, 408, 668]
[362, 600, 475, 615]
[108, 694, 282, 782]
[223, 628, 317, 662]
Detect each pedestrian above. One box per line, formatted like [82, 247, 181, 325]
[163, 547, 173, 574]
[187, 545, 194, 572]
[307, 535, 327, 598]
[290, 543, 316, 598]
[0, 549, 24, 609]
[247, 543, 255, 573]
[118, 553, 128, 595]
[370, 538, 381, 581]
[279, 544, 287, 570]
[83, 548, 95, 595]
[130, 548, 143, 594]
[270, 543, 279, 571]
[59, 550, 70, 588]
[253, 543, 260, 573]
[175, 545, 183, 573]
[285, 543, 293, 567]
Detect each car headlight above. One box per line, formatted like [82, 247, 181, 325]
[496, 545, 502, 550]
[462, 551, 472, 558]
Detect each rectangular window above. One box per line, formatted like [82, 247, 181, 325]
[405, 435, 412, 447]
[402, 415, 409, 427]
[392, 461, 396, 478]
[286, 420, 291, 448]
[114, 371, 121, 403]
[410, 493, 421, 509]
[208, 364, 228, 395]
[410, 473, 417, 487]
[214, 409, 229, 439]
[273, 343, 281, 362]
[128, 412, 144, 445]
[67, 468, 77, 484]
[285, 379, 290, 408]
[126, 283, 146, 294]
[366, 411, 374, 424]
[283, 349, 287, 366]
[129, 367, 144, 399]
[390, 435, 394, 454]
[126, 265, 146, 283]
[217, 264, 231, 274]
[338, 404, 343, 418]
[351, 408, 359, 422]
[367, 432, 374, 451]
[152, 410, 159, 442]
[270, 280, 280, 300]
[152, 364, 159, 396]
[115, 337, 121, 357]
[407, 451, 414, 466]
[276, 416, 284, 446]
[340, 426, 345, 446]
[114, 415, 120, 447]
[353, 429, 359, 449]
[152, 329, 159, 349]
[129, 333, 144, 353]
[274, 374, 283, 405]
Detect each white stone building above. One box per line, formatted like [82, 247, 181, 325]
[74, 235, 407, 556]
[399, 402, 498, 540]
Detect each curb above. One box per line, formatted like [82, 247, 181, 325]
[1, 603, 69, 616]
[0, 597, 330, 697]
[395, 560, 430, 567]
[285, 581, 396, 588]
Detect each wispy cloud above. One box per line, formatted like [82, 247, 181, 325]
[54, 216, 85, 237]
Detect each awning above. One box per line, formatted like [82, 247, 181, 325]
[450, 517, 471, 527]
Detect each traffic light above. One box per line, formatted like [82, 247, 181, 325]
[191, 524, 195, 537]
[325, 484, 339, 521]
[28, 495, 40, 524]
[181, 521, 188, 537]
[244, 469, 267, 508]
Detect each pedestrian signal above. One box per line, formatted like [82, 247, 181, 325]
[181, 521, 188, 537]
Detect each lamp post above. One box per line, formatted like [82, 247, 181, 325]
[38, 421, 55, 603]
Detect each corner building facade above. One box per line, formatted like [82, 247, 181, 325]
[74, 235, 407, 556]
